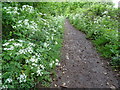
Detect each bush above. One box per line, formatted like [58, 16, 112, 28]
[2, 3, 64, 89]
[69, 3, 119, 69]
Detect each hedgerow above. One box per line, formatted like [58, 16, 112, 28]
[2, 3, 64, 89]
[69, 3, 120, 69]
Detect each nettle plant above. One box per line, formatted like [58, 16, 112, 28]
[2, 3, 64, 89]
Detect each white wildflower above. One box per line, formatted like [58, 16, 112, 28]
[3, 42, 9, 46]
[55, 62, 60, 66]
[52, 61, 55, 64]
[30, 56, 38, 63]
[29, 42, 35, 46]
[17, 73, 27, 83]
[5, 78, 12, 83]
[49, 63, 53, 68]
[12, 26, 16, 28]
[18, 46, 33, 55]
[31, 66, 33, 69]
[4, 46, 14, 50]
[35, 53, 41, 57]
[18, 20, 22, 23]
[39, 12, 43, 15]
[27, 47, 33, 54]
[18, 49, 26, 54]
[44, 42, 49, 48]
[40, 64, 45, 69]
[17, 24, 22, 27]
[55, 59, 59, 63]
[102, 11, 108, 14]
[1, 85, 8, 89]
[26, 59, 29, 63]
[18, 40, 25, 42]
[3, 7, 7, 9]
[13, 43, 22, 47]
[55, 41, 58, 44]
[6, 11, 12, 14]
[36, 69, 43, 76]
[41, 18, 47, 22]
[14, 7, 18, 10]
[8, 39, 14, 41]
[43, 14, 47, 16]
[51, 36, 54, 40]
[8, 7, 12, 9]
[31, 73, 34, 75]
[13, 10, 18, 14]
[24, 19, 29, 25]
[32, 63, 38, 67]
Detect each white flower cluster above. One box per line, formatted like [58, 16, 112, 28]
[3, 39, 25, 50]
[29, 56, 38, 63]
[18, 46, 33, 55]
[3, 42, 9, 46]
[36, 67, 43, 76]
[49, 59, 60, 67]
[39, 12, 47, 16]
[29, 42, 35, 47]
[35, 53, 41, 59]
[22, 5, 34, 13]
[55, 59, 60, 66]
[29, 21, 38, 32]
[55, 41, 58, 45]
[12, 19, 39, 34]
[3, 6, 20, 15]
[102, 11, 108, 14]
[49, 61, 55, 68]
[18, 40, 25, 43]
[26, 53, 41, 64]
[17, 73, 27, 83]
[44, 42, 49, 48]
[23, 19, 29, 26]
[13, 43, 22, 47]
[41, 18, 47, 22]
[4, 45, 14, 50]
[5, 78, 12, 83]
[40, 64, 45, 69]
[8, 39, 14, 41]
[0, 85, 8, 89]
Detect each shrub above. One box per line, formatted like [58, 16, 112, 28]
[2, 3, 64, 89]
[69, 3, 119, 69]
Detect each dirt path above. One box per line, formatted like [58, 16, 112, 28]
[51, 19, 119, 88]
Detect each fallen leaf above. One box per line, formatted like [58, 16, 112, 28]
[110, 85, 116, 89]
[103, 72, 107, 75]
[63, 72, 65, 74]
[54, 84, 57, 87]
[62, 82, 66, 86]
[107, 82, 110, 85]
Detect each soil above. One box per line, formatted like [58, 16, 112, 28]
[51, 19, 120, 88]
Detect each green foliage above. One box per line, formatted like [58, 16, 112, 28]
[2, 3, 64, 89]
[2, 1, 119, 89]
[69, 2, 119, 69]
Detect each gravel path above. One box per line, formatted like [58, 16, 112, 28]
[51, 19, 119, 88]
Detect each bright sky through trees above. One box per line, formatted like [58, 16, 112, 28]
[112, 0, 119, 8]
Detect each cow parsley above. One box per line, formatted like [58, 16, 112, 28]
[17, 73, 27, 83]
